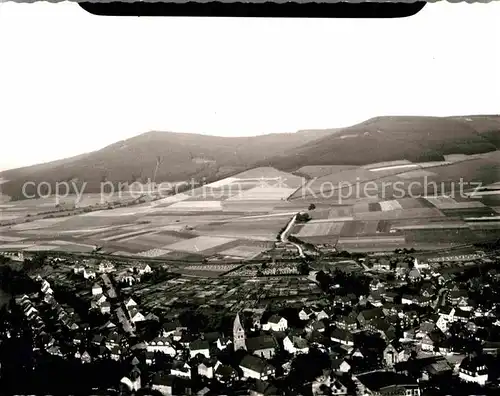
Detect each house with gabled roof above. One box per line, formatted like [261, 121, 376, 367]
[240, 355, 275, 381]
[262, 315, 287, 332]
[283, 336, 309, 355]
[189, 339, 210, 359]
[330, 328, 354, 346]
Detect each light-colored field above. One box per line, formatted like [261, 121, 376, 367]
[337, 236, 406, 245]
[397, 170, 437, 179]
[9, 218, 68, 231]
[379, 200, 403, 211]
[136, 248, 171, 258]
[436, 201, 486, 210]
[162, 200, 223, 211]
[394, 223, 469, 230]
[101, 229, 153, 242]
[184, 264, 240, 272]
[23, 245, 58, 252]
[362, 160, 413, 170]
[79, 206, 154, 217]
[297, 222, 333, 237]
[424, 196, 460, 208]
[296, 165, 358, 178]
[369, 164, 419, 172]
[219, 245, 266, 259]
[0, 235, 26, 242]
[328, 207, 354, 218]
[226, 187, 297, 201]
[165, 236, 236, 253]
[0, 214, 21, 221]
[152, 193, 191, 207]
[0, 243, 36, 250]
[353, 207, 444, 221]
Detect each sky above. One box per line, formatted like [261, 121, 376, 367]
[0, 2, 499, 171]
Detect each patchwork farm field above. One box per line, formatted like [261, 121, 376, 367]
[1, 161, 499, 257]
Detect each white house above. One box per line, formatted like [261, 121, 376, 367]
[146, 337, 177, 356]
[299, 308, 314, 321]
[459, 356, 488, 386]
[125, 297, 138, 310]
[283, 336, 309, 355]
[83, 269, 96, 280]
[262, 315, 288, 332]
[130, 310, 146, 323]
[216, 337, 232, 350]
[41, 280, 53, 295]
[197, 361, 215, 379]
[171, 362, 191, 379]
[92, 283, 103, 296]
[137, 263, 152, 275]
[100, 301, 111, 315]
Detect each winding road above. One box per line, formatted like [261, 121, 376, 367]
[281, 214, 306, 258]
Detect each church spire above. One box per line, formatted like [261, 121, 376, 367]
[233, 312, 247, 351]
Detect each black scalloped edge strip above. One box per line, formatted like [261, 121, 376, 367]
[73, 1, 429, 18]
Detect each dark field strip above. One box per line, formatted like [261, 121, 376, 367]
[441, 207, 497, 218]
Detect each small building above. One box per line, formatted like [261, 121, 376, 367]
[189, 340, 210, 359]
[240, 355, 275, 381]
[92, 283, 103, 296]
[262, 315, 288, 332]
[283, 336, 309, 355]
[458, 355, 489, 386]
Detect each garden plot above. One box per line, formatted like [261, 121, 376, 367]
[379, 200, 403, 212]
[165, 236, 237, 253]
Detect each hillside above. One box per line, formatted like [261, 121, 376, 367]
[1, 115, 499, 200]
[263, 115, 500, 170]
[0, 130, 335, 199]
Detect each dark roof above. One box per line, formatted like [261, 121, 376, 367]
[246, 335, 277, 352]
[190, 339, 209, 351]
[357, 372, 418, 391]
[330, 328, 354, 342]
[359, 308, 384, 321]
[240, 355, 274, 373]
[460, 355, 489, 372]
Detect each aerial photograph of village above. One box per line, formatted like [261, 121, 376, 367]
[1, 2, 500, 396]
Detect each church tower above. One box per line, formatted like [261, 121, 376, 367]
[233, 312, 247, 351]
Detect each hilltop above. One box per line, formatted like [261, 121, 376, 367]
[1, 115, 499, 199]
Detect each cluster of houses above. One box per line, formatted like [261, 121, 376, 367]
[4, 249, 500, 395]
